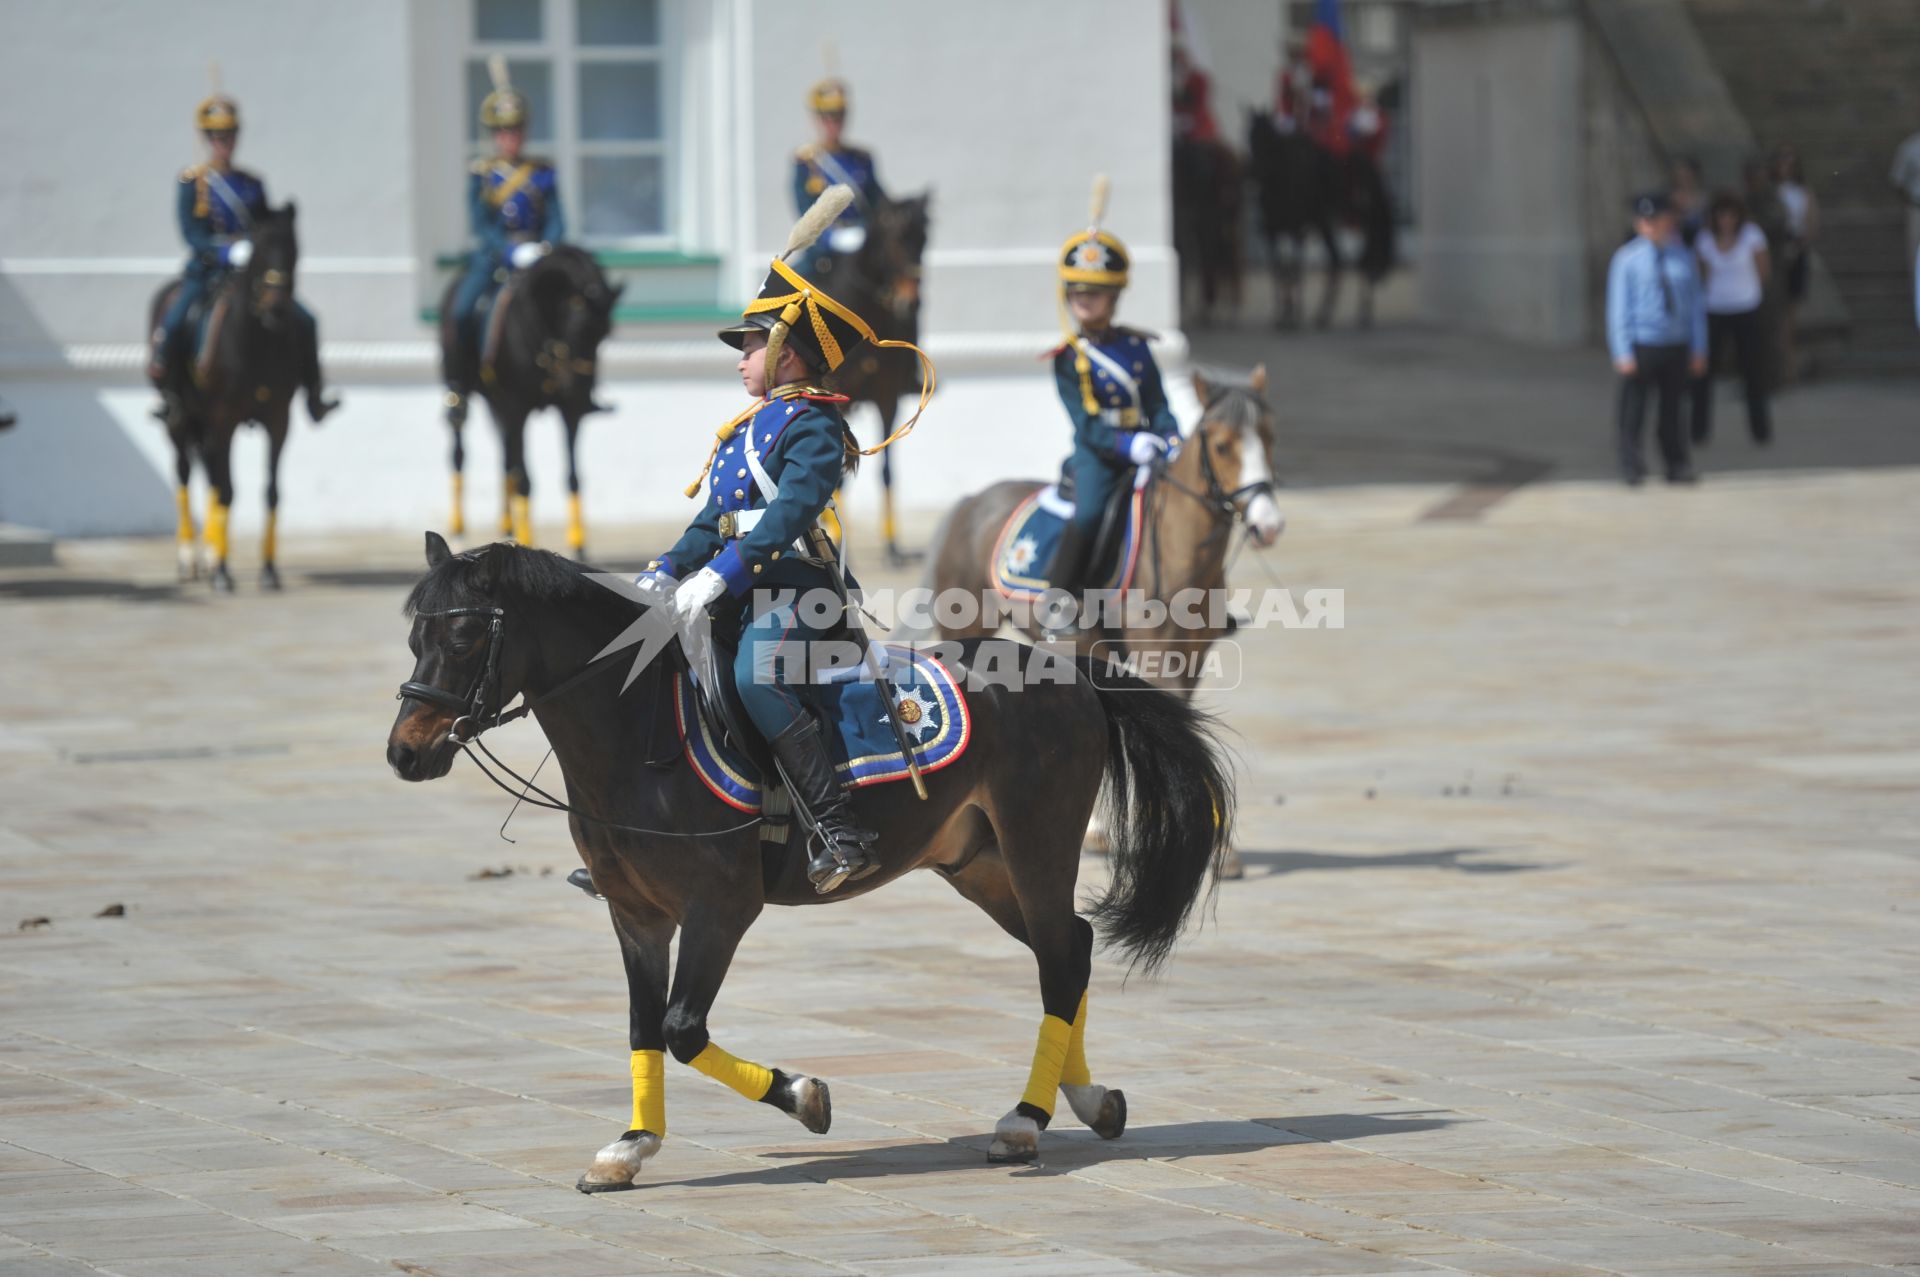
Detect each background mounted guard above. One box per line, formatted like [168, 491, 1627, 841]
[1045, 176, 1181, 631]
[790, 77, 887, 283]
[637, 186, 933, 895]
[440, 57, 617, 554]
[147, 81, 336, 431]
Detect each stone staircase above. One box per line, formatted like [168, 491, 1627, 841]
[1681, 0, 1920, 371]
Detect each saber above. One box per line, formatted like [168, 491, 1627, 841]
[806, 523, 928, 801]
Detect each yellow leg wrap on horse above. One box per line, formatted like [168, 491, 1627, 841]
[174, 485, 196, 543]
[449, 473, 465, 537]
[629, 1049, 667, 1134]
[882, 488, 898, 547]
[1019, 1014, 1073, 1117]
[1061, 990, 1092, 1088]
[566, 493, 584, 551]
[499, 477, 514, 535]
[511, 493, 532, 546]
[206, 501, 230, 561]
[261, 512, 278, 565]
[688, 1042, 773, 1102]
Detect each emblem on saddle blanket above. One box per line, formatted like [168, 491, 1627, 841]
[673, 645, 971, 813]
[989, 484, 1144, 602]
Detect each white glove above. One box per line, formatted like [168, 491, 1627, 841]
[1126, 432, 1169, 465]
[672, 568, 727, 628]
[633, 567, 678, 605]
[826, 225, 867, 254]
[224, 240, 254, 268]
[509, 241, 546, 270]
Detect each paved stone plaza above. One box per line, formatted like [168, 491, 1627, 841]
[3, 328, 1918, 1274]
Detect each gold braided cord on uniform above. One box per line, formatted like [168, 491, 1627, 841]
[681, 399, 764, 498]
[744, 258, 936, 456]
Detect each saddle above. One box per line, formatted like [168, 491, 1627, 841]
[989, 466, 1146, 602]
[153, 277, 234, 392]
[674, 640, 971, 816]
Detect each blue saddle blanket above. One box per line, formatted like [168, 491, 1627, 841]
[673, 643, 972, 813]
[989, 484, 1144, 602]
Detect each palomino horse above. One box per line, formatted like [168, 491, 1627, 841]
[809, 192, 932, 566]
[1246, 112, 1397, 331]
[146, 205, 308, 591]
[387, 534, 1234, 1185]
[438, 246, 620, 555]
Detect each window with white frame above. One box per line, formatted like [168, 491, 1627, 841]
[465, 0, 675, 246]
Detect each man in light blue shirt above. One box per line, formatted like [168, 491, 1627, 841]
[1607, 192, 1708, 485]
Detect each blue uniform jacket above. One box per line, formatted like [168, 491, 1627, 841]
[177, 165, 268, 278]
[1051, 328, 1180, 465]
[469, 158, 565, 261]
[792, 145, 885, 224]
[657, 390, 852, 604]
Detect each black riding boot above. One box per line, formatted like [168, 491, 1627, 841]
[769, 715, 879, 895]
[1042, 522, 1094, 636]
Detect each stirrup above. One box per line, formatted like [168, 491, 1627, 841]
[805, 828, 878, 895]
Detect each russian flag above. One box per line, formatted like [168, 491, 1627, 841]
[1305, 0, 1356, 152]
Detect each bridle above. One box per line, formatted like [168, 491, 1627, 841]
[394, 601, 760, 840]
[1154, 389, 1278, 544]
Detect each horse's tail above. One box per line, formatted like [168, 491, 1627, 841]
[1083, 664, 1236, 974]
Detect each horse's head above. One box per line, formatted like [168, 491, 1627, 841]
[249, 203, 299, 331]
[1186, 364, 1284, 547]
[388, 533, 533, 781]
[864, 191, 931, 311]
[532, 247, 621, 405]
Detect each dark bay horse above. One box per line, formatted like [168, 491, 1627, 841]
[146, 204, 307, 591]
[387, 533, 1233, 1184]
[438, 247, 620, 555]
[808, 192, 931, 565]
[1173, 138, 1245, 329]
[1246, 113, 1396, 330]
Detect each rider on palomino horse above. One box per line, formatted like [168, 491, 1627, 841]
[443, 57, 566, 429]
[1044, 176, 1182, 631]
[637, 186, 934, 895]
[790, 77, 886, 283]
[148, 88, 336, 429]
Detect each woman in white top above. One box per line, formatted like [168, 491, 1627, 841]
[1691, 190, 1774, 446]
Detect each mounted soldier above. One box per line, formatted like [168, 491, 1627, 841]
[637, 187, 932, 895]
[443, 56, 566, 431]
[790, 78, 887, 283]
[147, 84, 335, 429]
[1044, 177, 1182, 628]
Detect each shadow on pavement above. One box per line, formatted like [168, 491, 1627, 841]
[658, 1111, 1466, 1188]
[1230, 846, 1550, 877]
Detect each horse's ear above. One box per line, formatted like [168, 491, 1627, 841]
[1191, 369, 1212, 402]
[1250, 364, 1268, 395]
[425, 531, 452, 567]
[476, 540, 513, 591]
[610, 281, 626, 303]
[284, 200, 297, 221]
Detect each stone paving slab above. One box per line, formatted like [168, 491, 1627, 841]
[3, 366, 1919, 1273]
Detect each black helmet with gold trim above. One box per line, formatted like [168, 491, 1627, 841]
[1058, 174, 1129, 291]
[808, 77, 847, 117]
[196, 94, 239, 133]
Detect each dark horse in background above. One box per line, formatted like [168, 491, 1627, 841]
[806, 192, 932, 566]
[388, 534, 1234, 1183]
[1173, 137, 1245, 329]
[147, 204, 310, 591]
[438, 246, 620, 556]
[1246, 112, 1396, 330]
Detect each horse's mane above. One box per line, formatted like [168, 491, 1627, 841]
[403, 543, 632, 622]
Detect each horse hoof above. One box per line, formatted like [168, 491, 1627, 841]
[987, 1109, 1040, 1164]
[1215, 848, 1245, 881]
[210, 566, 235, 594]
[576, 1129, 659, 1193]
[260, 565, 282, 592]
[785, 1075, 832, 1135]
[1063, 1084, 1127, 1140]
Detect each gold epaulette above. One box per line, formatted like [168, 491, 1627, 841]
[178, 164, 205, 183]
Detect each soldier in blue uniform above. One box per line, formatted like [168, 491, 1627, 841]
[444, 58, 566, 426]
[640, 187, 934, 895]
[149, 92, 336, 425]
[1044, 177, 1181, 612]
[790, 79, 887, 280]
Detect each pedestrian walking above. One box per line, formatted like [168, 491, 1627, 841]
[1607, 192, 1707, 486]
[1691, 192, 1773, 447]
